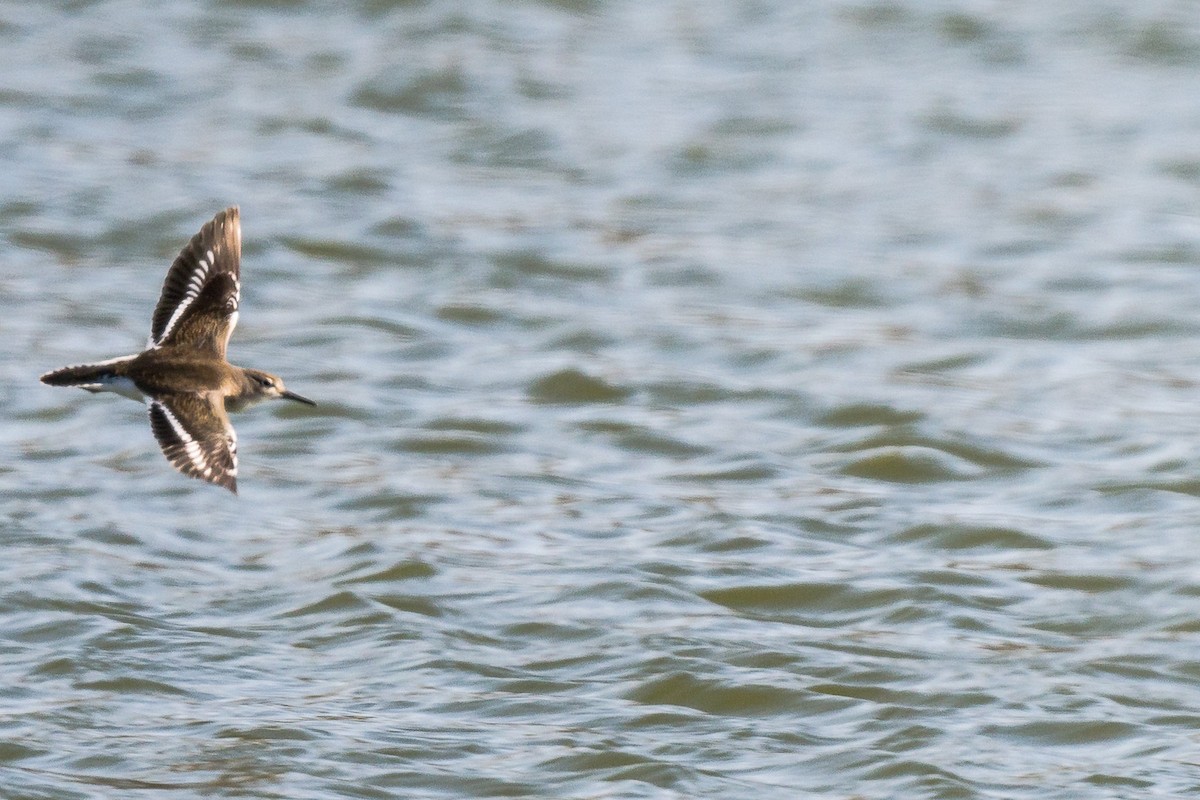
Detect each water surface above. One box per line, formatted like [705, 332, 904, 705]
[5, 2, 1200, 798]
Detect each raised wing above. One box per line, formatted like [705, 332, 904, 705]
[149, 207, 241, 350]
[156, 273, 239, 358]
[148, 394, 238, 493]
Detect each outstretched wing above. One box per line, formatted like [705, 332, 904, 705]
[149, 207, 241, 353]
[148, 394, 238, 493]
[156, 273, 239, 358]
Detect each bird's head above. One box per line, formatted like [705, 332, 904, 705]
[244, 369, 315, 406]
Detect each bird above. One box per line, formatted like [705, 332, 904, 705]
[40, 207, 314, 494]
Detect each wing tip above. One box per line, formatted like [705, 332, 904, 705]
[215, 206, 240, 230]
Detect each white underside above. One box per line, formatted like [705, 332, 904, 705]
[81, 375, 146, 403]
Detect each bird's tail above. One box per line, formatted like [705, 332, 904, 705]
[40, 360, 129, 391]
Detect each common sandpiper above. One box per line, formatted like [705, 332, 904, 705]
[41, 207, 314, 493]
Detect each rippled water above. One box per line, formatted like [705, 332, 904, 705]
[6, 1, 1200, 797]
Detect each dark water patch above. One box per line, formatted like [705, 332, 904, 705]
[363, 771, 538, 798]
[186, 626, 263, 641]
[697, 533, 784, 553]
[215, 725, 320, 742]
[1031, 613, 1150, 638]
[940, 13, 1026, 64]
[11, 618, 96, 645]
[1080, 657, 1170, 684]
[490, 250, 611, 285]
[280, 237, 397, 268]
[909, 568, 1000, 592]
[1157, 157, 1200, 183]
[839, 446, 981, 483]
[644, 263, 723, 288]
[326, 169, 390, 195]
[11, 230, 90, 262]
[644, 380, 736, 405]
[817, 403, 924, 427]
[257, 114, 371, 143]
[335, 491, 441, 519]
[90, 67, 161, 91]
[892, 523, 1052, 551]
[1020, 572, 1136, 594]
[671, 460, 778, 482]
[338, 559, 438, 585]
[600, 762, 698, 792]
[1164, 618, 1200, 634]
[393, 433, 505, 455]
[546, 328, 617, 352]
[1088, 319, 1197, 340]
[577, 420, 711, 458]
[1095, 479, 1200, 500]
[841, 2, 912, 31]
[0, 199, 41, 218]
[350, 66, 470, 118]
[1122, 19, 1200, 65]
[551, 578, 696, 608]
[528, 369, 632, 404]
[435, 302, 505, 325]
[806, 681, 922, 707]
[971, 309, 1190, 341]
[1119, 243, 1200, 265]
[671, 137, 774, 176]
[502, 621, 604, 644]
[540, 747, 655, 775]
[702, 582, 909, 626]
[75, 677, 192, 697]
[921, 104, 1021, 138]
[897, 351, 991, 376]
[975, 237, 1065, 258]
[279, 590, 372, 618]
[832, 430, 1042, 471]
[1082, 773, 1156, 791]
[796, 278, 890, 309]
[983, 719, 1139, 746]
[624, 671, 804, 716]
[939, 11, 989, 43]
[710, 113, 797, 139]
[77, 525, 140, 547]
[453, 126, 563, 172]
[23, 445, 85, 462]
[0, 741, 45, 763]
[368, 215, 424, 239]
[30, 657, 81, 677]
[424, 417, 523, 435]
[416, 658, 520, 681]
[494, 677, 579, 695]
[371, 594, 443, 618]
[324, 314, 420, 338]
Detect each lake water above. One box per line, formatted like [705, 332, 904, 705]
[5, 1, 1200, 798]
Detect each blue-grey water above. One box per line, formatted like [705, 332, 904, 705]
[5, 2, 1200, 798]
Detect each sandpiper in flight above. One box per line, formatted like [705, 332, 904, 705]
[41, 207, 314, 494]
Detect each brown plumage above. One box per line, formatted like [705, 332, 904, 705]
[40, 207, 315, 494]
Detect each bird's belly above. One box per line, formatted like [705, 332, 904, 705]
[81, 376, 147, 403]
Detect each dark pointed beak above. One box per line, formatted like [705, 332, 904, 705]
[282, 389, 316, 406]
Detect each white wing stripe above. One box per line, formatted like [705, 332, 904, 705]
[152, 401, 211, 474]
[61, 353, 141, 368]
[155, 254, 212, 344]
